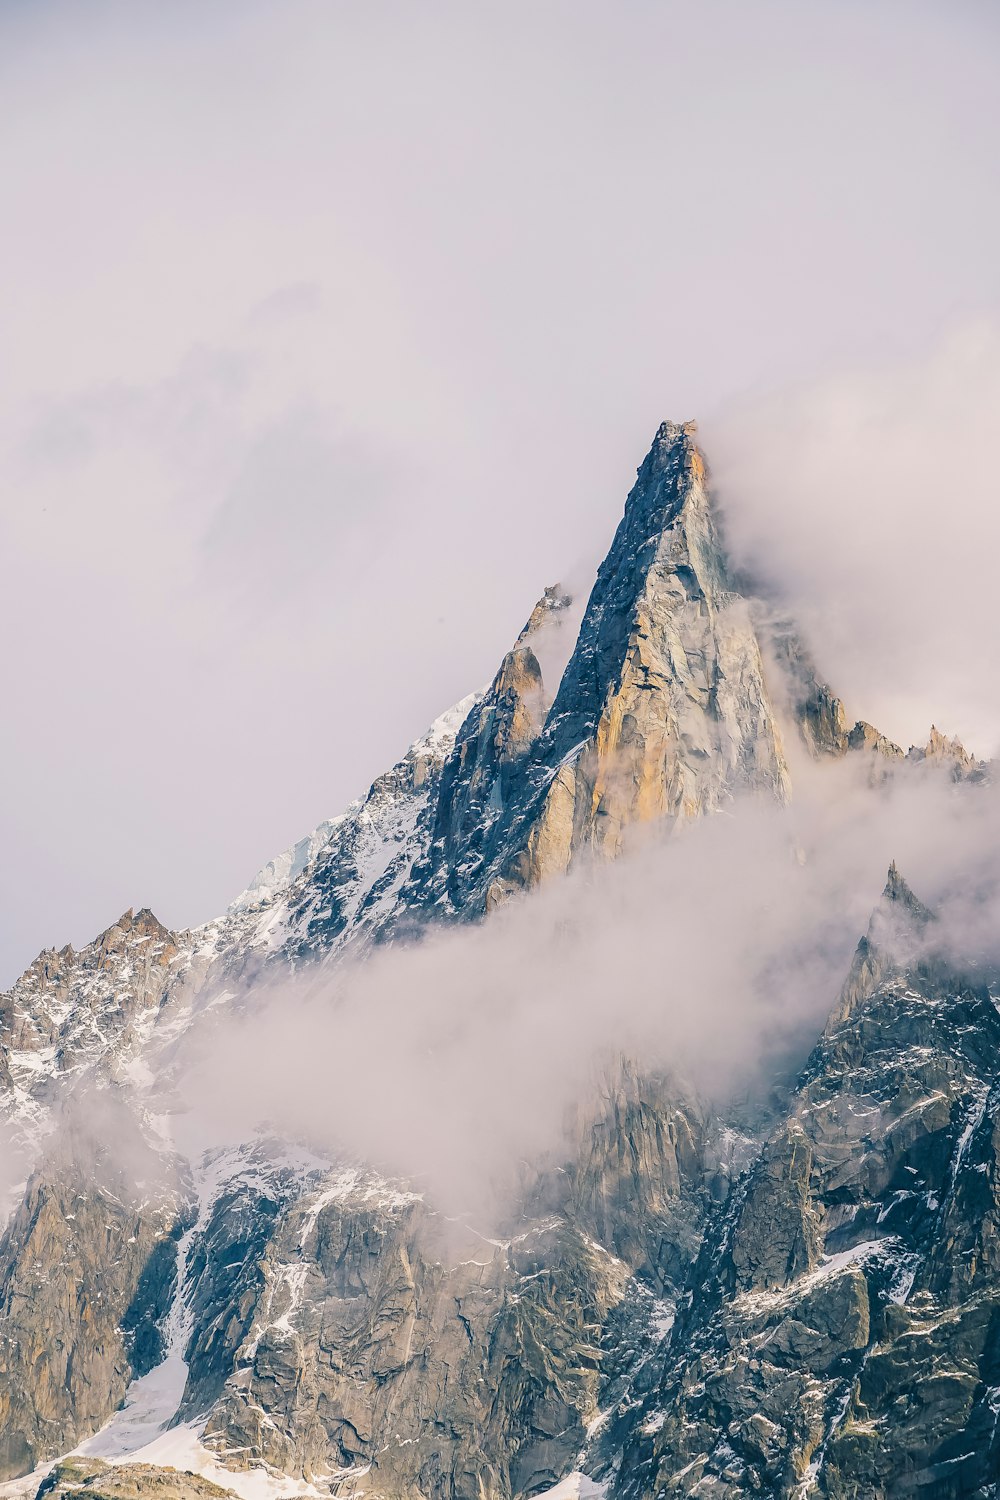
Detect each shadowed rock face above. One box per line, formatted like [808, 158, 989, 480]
[0, 1099, 182, 1481]
[493, 421, 791, 897]
[609, 868, 1000, 1500]
[417, 585, 575, 915]
[36, 1458, 235, 1500]
[200, 1195, 629, 1494]
[405, 421, 792, 917]
[156, 1073, 723, 1500]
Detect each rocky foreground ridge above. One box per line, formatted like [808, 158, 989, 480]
[0, 422, 995, 1500]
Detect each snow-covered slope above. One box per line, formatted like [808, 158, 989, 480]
[0, 694, 479, 1153]
[191, 691, 479, 969]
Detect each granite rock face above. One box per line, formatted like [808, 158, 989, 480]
[0, 1099, 181, 1480]
[610, 868, 1000, 1499]
[199, 1189, 627, 1495]
[159, 1073, 721, 1500]
[526, 424, 790, 857]
[416, 586, 574, 915]
[408, 421, 792, 914]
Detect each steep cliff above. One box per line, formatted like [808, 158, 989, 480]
[408, 421, 792, 914]
[0, 1097, 182, 1481]
[611, 867, 1000, 1499]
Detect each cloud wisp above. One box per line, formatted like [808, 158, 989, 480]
[168, 757, 1000, 1224]
[706, 322, 1000, 758]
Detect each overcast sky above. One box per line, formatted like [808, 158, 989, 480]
[1, 0, 998, 985]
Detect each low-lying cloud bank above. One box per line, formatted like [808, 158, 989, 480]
[171, 755, 1000, 1220]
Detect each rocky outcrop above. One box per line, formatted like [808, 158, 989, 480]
[768, 625, 989, 796]
[0, 908, 183, 1139]
[36, 1459, 235, 1500]
[0, 1098, 182, 1480]
[826, 861, 936, 1031]
[563, 1062, 710, 1295]
[845, 720, 903, 761]
[610, 868, 1000, 1499]
[415, 587, 574, 913]
[758, 618, 854, 761]
[906, 723, 987, 781]
[199, 1194, 626, 1497]
[403, 421, 792, 916]
[166, 1070, 724, 1500]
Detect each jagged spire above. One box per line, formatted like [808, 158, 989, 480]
[540, 419, 724, 758]
[515, 582, 573, 645]
[400, 420, 792, 914]
[476, 420, 789, 900]
[882, 861, 935, 925]
[827, 863, 935, 1031]
[613, 419, 713, 569]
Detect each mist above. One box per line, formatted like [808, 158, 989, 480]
[168, 756, 1000, 1223]
[706, 322, 1000, 758]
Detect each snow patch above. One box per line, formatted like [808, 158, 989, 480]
[531, 1473, 607, 1500]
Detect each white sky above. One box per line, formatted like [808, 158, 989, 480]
[1, 0, 998, 984]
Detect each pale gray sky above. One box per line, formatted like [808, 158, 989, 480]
[2, 0, 998, 984]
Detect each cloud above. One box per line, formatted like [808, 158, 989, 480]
[706, 322, 1000, 758]
[169, 757, 1000, 1225]
[200, 407, 397, 601]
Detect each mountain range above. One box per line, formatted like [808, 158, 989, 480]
[1, 420, 997, 1500]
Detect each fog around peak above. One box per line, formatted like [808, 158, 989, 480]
[170, 758, 1000, 1223]
[706, 323, 1000, 760]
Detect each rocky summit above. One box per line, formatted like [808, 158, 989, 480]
[0, 423, 996, 1500]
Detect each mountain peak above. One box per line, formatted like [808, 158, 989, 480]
[516, 582, 573, 645]
[828, 864, 936, 1030]
[96, 906, 173, 948]
[622, 419, 710, 541]
[654, 417, 698, 441]
[475, 419, 789, 898]
[394, 419, 790, 914]
[907, 724, 982, 779]
[6, 416, 1000, 1497]
[883, 859, 931, 917]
